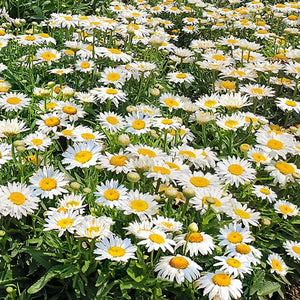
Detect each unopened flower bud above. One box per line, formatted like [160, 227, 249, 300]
[150, 129, 159, 139]
[117, 134, 131, 146]
[95, 165, 102, 170]
[292, 172, 300, 179]
[16, 146, 26, 153]
[165, 187, 178, 199]
[13, 140, 25, 147]
[127, 172, 141, 183]
[150, 88, 160, 96]
[70, 182, 81, 190]
[205, 197, 216, 205]
[261, 217, 271, 226]
[188, 222, 198, 232]
[6, 287, 14, 294]
[126, 105, 137, 113]
[0, 230, 5, 237]
[240, 143, 251, 152]
[83, 187, 91, 193]
[182, 187, 195, 199]
[47, 81, 56, 88]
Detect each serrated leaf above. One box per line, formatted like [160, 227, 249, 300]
[257, 281, 281, 296]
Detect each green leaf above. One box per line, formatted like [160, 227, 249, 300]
[257, 281, 281, 296]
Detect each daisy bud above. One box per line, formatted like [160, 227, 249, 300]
[240, 143, 251, 152]
[173, 116, 183, 125]
[205, 197, 216, 205]
[292, 172, 300, 179]
[182, 187, 195, 199]
[127, 172, 140, 183]
[188, 222, 198, 232]
[70, 182, 81, 190]
[261, 217, 271, 226]
[95, 165, 102, 170]
[150, 129, 159, 139]
[20, 19, 26, 24]
[155, 195, 162, 201]
[13, 140, 25, 147]
[115, 40, 124, 47]
[95, 8, 101, 13]
[155, 84, 164, 90]
[126, 105, 137, 113]
[289, 126, 297, 133]
[165, 187, 178, 200]
[150, 88, 160, 96]
[62, 87, 75, 98]
[83, 187, 92, 194]
[0, 230, 5, 237]
[82, 241, 88, 249]
[14, 19, 22, 27]
[117, 134, 131, 147]
[6, 287, 14, 294]
[16, 146, 26, 153]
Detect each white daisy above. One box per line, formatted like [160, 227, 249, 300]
[267, 253, 288, 276]
[0, 92, 31, 111]
[274, 200, 299, 219]
[283, 240, 300, 260]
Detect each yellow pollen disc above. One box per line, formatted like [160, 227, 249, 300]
[106, 116, 118, 124]
[179, 150, 196, 158]
[162, 118, 173, 125]
[165, 98, 179, 107]
[227, 258, 242, 268]
[176, 73, 187, 79]
[258, 29, 268, 34]
[39, 178, 57, 191]
[8, 192, 26, 205]
[279, 205, 294, 214]
[165, 162, 180, 170]
[271, 259, 283, 272]
[65, 49, 74, 55]
[161, 222, 173, 229]
[75, 151, 92, 163]
[39, 33, 50, 38]
[203, 196, 221, 207]
[251, 88, 263, 95]
[107, 73, 120, 81]
[275, 162, 295, 175]
[235, 70, 246, 77]
[169, 257, 189, 269]
[61, 129, 73, 136]
[212, 274, 231, 286]
[109, 48, 122, 54]
[149, 233, 165, 244]
[236, 243, 251, 254]
[41, 52, 57, 61]
[45, 117, 60, 127]
[267, 139, 283, 150]
[130, 199, 148, 212]
[106, 88, 117, 95]
[57, 206, 68, 213]
[276, 3, 285, 7]
[80, 62, 90, 69]
[212, 55, 226, 61]
[288, 15, 298, 20]
[185, 232, 203, 243]
[25, 35, 36, 41]
[81, 133, 95, 140]
[153, 166, 170, 175]
[66, 201, 79, 207]
[57, 218, 74, 229]
[6, 97, 21, 104]
[87, 226, 100, 236]
[227, 232, 243, 244]
[110, 155, 127, 166]
[31, 138, 43, 146]
[63, 106, 77, 115]
[234, 209, 250, 219]
[227, 39, 237, 44]
[138, 148, 156, 157]
[90, 21, 101, 26]
[245, 116, 258, 123]
[63, 16, 72, 21]
[285, 100, 296, 107]
[225, 120, 239, 128]
[132, 119, 145, 130]
[256, 21, 265, 26]
[86, 45, 93, 51]
[205, 100, 217, 107]
[292, 246, 300, 254]
[220, 81, 235, 90]
[107, 246, 125, 257]
[260, 188, 270, 195]
[252, 153, 266, 162]
[0, 30, 5, 36]
[228, 164, 243, 175]
[104, 189, 119, 201]
[190, 176, 210, 187]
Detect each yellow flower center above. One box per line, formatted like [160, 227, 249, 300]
[81, 133, 95, 140]
[153, 166, 171, 175]
[267, 139, 283, 150]
[41, 52, 57, 61]
[292, 246, 300, 254]
[252, 153, 266, 162]
[225, 120, 239, 128]
[106, 116, 118, 124]
[271, 259, 283, 272]
[45, 117, 60, 127]
[190, 176, 210, 188]
[202, 196, 221, 207]
[57, 206, 68, 213]
[227, 258, 241, 268]
[227, 232, 243, 244]
[65, 49, 74, 55]
[31, 138, 43, 146]
[104, 189, 120, 201]
[185, 232, 203, 243]
[212, 55, 226, 61]
[220, 81, 235, 90]
[179, 150, 196, 158]
[80, 62, 90, 69]
[149, 233, 165, 244]
[0, 30, 5, 36]
[288, 15, 298, 20]
[39, 178, 57, 191]
[107, 246, 125, 257]
[63, 106, 77, 115]
[227, 39, 237, 44]
[138, 148, 156, 157]
[161, 118, 173, 125]
[75, 151, 92, 163]
[25, 35, 36, 41]
[228, 164, 244, 175]
[63, 16, 72, 21]
[66, 201, 79, 207]
[8, 192, 26, 205]
[61, 129, 73, 136]
[236, 243, 251, 254]
[275, 162, 295, 175]
[57, 218, 74, 229]
[234, 209, 250, 219]
[212, 274, 231, 286]
[47, 103, 58, 110]
[106, 88, 118, 95]
[258, 29, 268, 34]
[279, 205, 294, 214]
[108, 48, 122, 54]
[245, 116, 258, 123]
[164, 98, 179, 107]
[87, 226, 100, 237]
[285, 100, 296, 107]
[107, 73, 120, 81]
[260, 188, 270, 195]
[6, 97, 21, 105]
[132, 119, 145, 130]
[130, 199, 148, 212]
[176, 73, 187, 79]
[250, 88, 263, 95]
[161, 222, 173, 229]
[110, 155, 128, 166]
[204, 100, 217, 108]
[39, 33, 50, 38]
[169, 257, 189, 269]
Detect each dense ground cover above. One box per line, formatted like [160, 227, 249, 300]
[0, 0, 299, 299]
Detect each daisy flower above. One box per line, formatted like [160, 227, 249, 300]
[94, 234, 137, 262]
[36, 112, 67, 134]
[35, 48, 61, 65]
[137, 229, 176, 253]
[216, 113, 246, 131]
[44, 210, 83, 237]
[125, 112, 152, 136]
[0, 118, 28, 138]
[75, 59, 94, 73]
[167, 72, 195, 84]
[267, 253, 288, 276]
[90, 87, 127, 106]
[154, 255, 202, 284]
[216, 156, 256, 187]
[121, 190, 159, 220]
[174, 231, 215, 256]
[145, 162, 174, 183]
[62, 141, 102, 169]
[0, 78, 11, 93]
[152, 117, 181, 131]
[219, 93, 251, 110]
[0, 92, 31, 111]
[247, 147, 271, 166]
[125, 143, 166, 161]
[75, 92, 95, 104]
[152, 216, 183, 233]
[57, 193, 86, 214]
[100, 66, 127, 87]
[218, 223, 253, 249]
[99, 149, 132, 174]
[159, 93, 182, 111]
[97, 111, 125, 133]
[99, 47, 132, 63]
[195, 271, 243, 300]
[56, 101, 87, 122]
[29, 166, 68, 199]
[265, 161, 299, 185]
[73, 126, 104, 144]
[275, 98, 300, 113]
[124, 219, 155, 238]
[49, 68, 74, 76]
[240, 84, 275, 99]
[0, 182, 40, 219]
[0, 142, 12, 165]
[23, 132, 53, 151]
[94, 179, 128, 209]
[274, 200, 299, 219]
[283, 240, 300, 260]
[252, 185, 277, 203]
